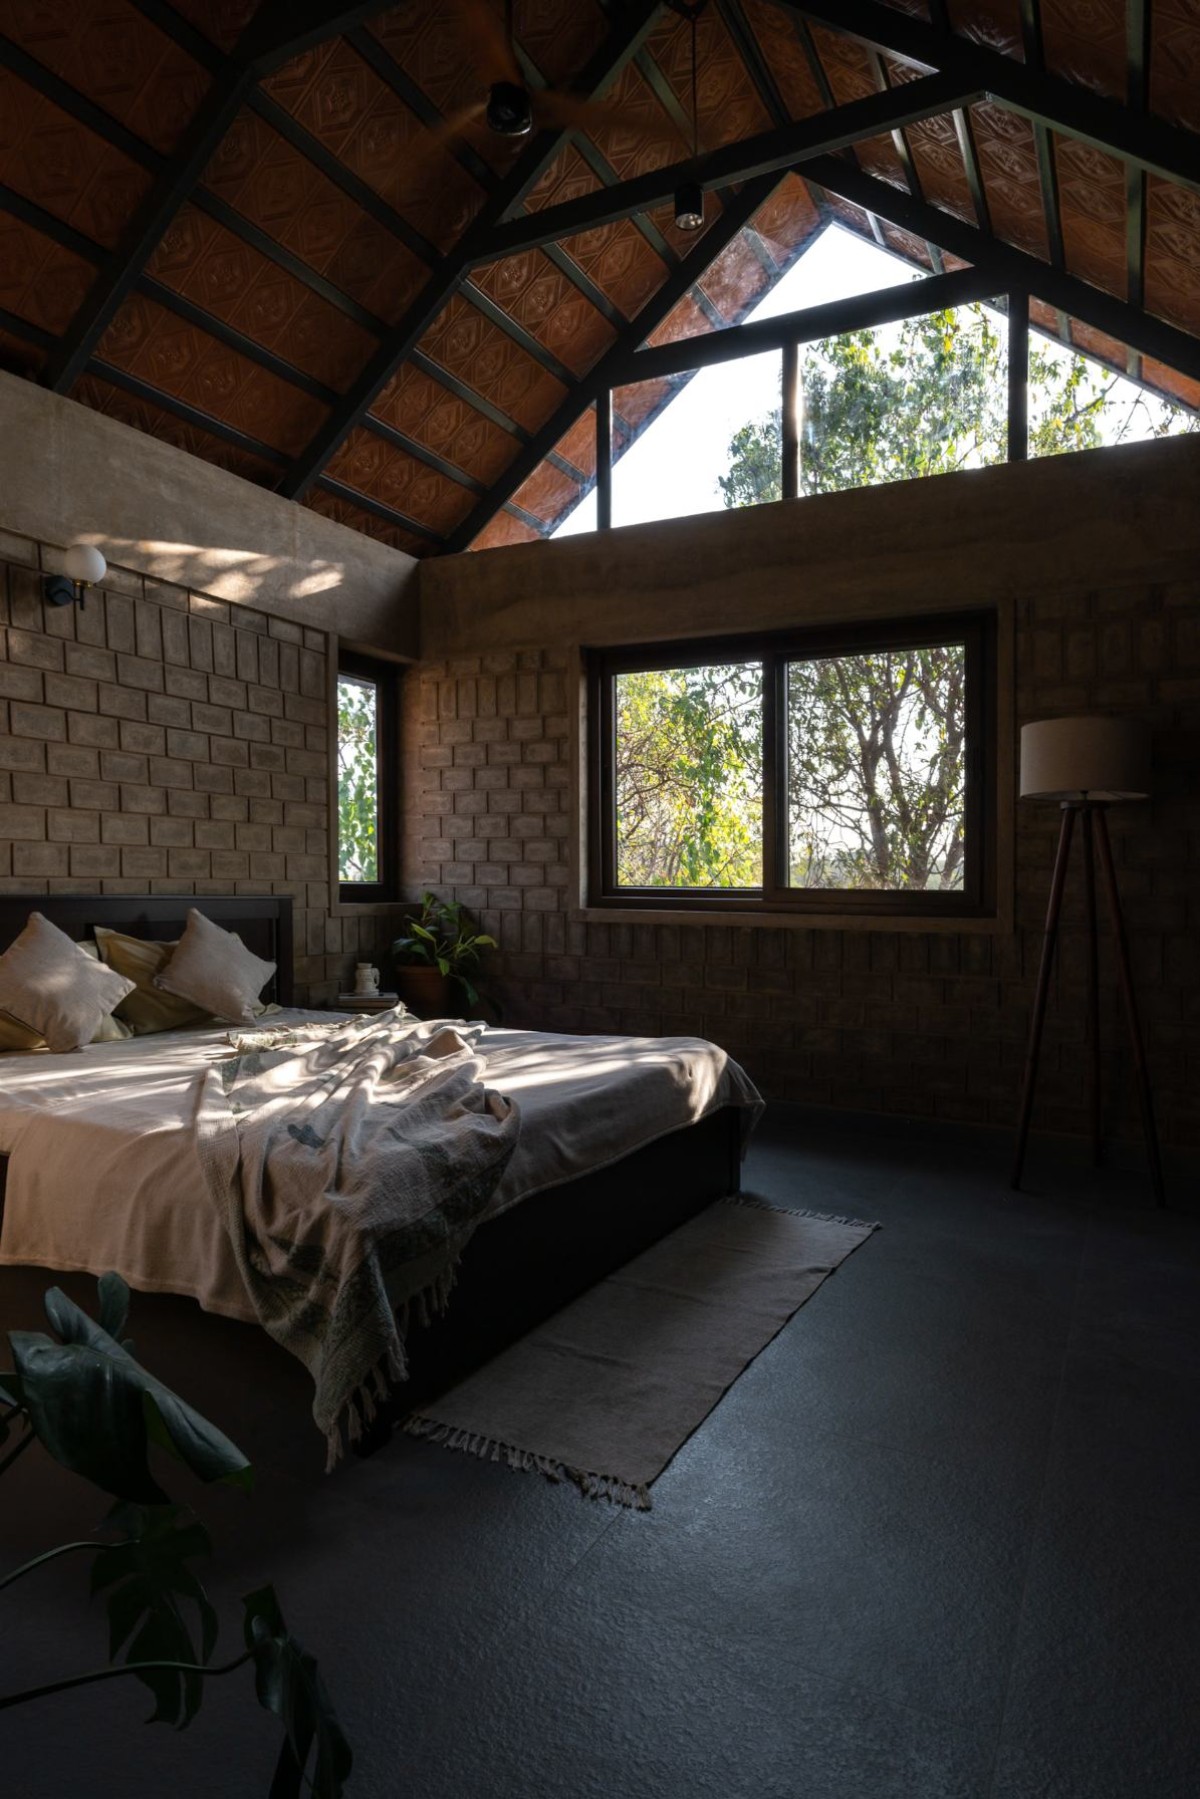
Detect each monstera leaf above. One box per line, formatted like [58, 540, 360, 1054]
[5, 1277, 251, 1502]
[244, 1586, 354, 1798]
[90, 1503, 220, 1727]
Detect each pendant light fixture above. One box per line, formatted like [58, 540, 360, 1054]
[670, 1, 708, 232]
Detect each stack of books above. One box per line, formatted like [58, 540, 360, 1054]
[336, 991, 400, 1011]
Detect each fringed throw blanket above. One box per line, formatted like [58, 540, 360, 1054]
[193, 1012, 520, 1464]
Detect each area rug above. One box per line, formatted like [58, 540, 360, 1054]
[404, 1196, 878, 1509]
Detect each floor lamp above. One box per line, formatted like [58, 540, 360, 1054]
[1011, 715, 1164, 1206]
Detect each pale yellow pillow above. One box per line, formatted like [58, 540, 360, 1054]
[93, 926, 211, 1035]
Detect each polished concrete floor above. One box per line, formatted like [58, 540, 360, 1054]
[2, 1107, 1197, 1798]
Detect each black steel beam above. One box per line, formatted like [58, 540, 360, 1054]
[1008, 288, 1029, 460]
[775, 0, 1200, 195]
[40, 67, 250, 393]
[442, 169, 789, 553]
[781, 340, 800, 498]
[1125, 0, 1151, 375]
[614, 265, 997, 385]
[277, 1, 667, 503]
[469, 73, 974, 262]
[804, 155, 1200, 383]
[863, 49, 945, 273]
[596, 395, 612, 530]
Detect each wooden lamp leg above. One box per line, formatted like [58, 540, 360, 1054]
[1082, 806, 1102, 1166]
[1012, 804, 1076, 1191]
[1093, 808, 1166, 1208]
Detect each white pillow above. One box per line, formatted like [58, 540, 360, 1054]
[0, 913, 135, 1053]
[154, 908, 276, 1025]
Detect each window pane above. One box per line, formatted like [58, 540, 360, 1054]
[611, 351, 781, 528]
[786, 645, 967, 892]
[798, 301, 1008, 496]
[337, 674, 379, 883]
[1028, 310, 1200, 457]
[614, 662, 763, 889]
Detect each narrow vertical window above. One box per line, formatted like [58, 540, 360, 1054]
[337, 651, 398, 902]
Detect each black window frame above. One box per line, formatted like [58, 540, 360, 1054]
[587, 610, 997, 919]
[336, 649, 400, 905]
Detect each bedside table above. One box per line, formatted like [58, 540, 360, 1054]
[332, 993, 401, 1015]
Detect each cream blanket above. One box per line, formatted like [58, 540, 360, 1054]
[193, 1013, 519, 1463]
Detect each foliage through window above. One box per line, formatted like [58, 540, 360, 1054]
[590, 617, 993, 917]
[337, 653, 398, 901]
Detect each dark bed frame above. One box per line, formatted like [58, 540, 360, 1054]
[0, 893, 742, 1422]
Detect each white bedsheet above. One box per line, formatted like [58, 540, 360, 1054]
[0, 1010, 761, 1323]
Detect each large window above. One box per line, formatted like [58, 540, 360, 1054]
[588, 614, 995, 917]
[337, 651, 398, 903]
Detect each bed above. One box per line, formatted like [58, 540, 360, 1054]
[0, 894, 761, 1428]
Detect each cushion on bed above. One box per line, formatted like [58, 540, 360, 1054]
[94, 926, 211, 1035]
[154, 908, 276, 1024]
[0, 912, 135, 1053]
[0, 944, 132, 1049]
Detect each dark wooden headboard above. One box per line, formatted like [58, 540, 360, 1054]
[0, 894, 294, 1006]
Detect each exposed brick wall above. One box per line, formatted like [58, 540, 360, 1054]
[0, 542, 395, 1003]
[405, 581, 1200, 1150]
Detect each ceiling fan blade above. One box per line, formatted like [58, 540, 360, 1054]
[533, 89, 690, 149]
[451, 0, 522, 87]
[421, 100, 490, 152]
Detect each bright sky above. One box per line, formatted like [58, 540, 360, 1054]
[553, 222, 1194, 538]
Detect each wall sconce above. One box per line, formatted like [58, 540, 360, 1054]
[44, 541, 107, 609]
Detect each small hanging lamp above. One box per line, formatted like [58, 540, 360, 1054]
[671, 2, 708, 232]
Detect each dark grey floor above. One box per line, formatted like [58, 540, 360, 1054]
[3, 1108, 1198, 1799]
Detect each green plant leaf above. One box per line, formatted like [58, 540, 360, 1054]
[90, 1503, 219, 1727]
[243, 1586, 353, 1798]
[96, 1273, 130, 1343]
[10, 1282, 252, 1502]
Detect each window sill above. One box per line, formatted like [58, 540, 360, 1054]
[570, 904, 1010, 934]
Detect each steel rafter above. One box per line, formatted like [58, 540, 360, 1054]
[467, 72, 974, 262]
[773, 0, 1200, 196]
[276, 1, 667, 503]
[804, 155, 1200, 383]
[613, 265, 998, 385]
[442, 169, 785, 553]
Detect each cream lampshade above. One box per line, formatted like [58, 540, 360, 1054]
[1019, 715, 1151, 802]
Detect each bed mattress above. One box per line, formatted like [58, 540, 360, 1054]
[0, 1010, 760, 1322]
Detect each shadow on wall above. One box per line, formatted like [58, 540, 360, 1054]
[77, 535, 346, 608]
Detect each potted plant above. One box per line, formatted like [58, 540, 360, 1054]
[388, 893, 497, 1019]
[1, 1274, 350, 1796]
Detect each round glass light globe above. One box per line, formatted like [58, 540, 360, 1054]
[63, 542, 107, 585]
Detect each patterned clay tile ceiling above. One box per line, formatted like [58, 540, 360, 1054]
[0, 0, 1199, 560]
[2, 1, 212, 154]
[261, 38, 489, 252]
[369, 363, 518, 486]
[73, 369, 280, 484]
[0, 214, 96, 337]
[0, 77, 151, 248]
[966, 102, 1048, 259]
[1039, 0, 1127, 100]
[145, 201, 379, 390]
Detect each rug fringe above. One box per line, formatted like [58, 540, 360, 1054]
[403, 1415, 652, 1511]
[725, 1194, 880, 1230]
